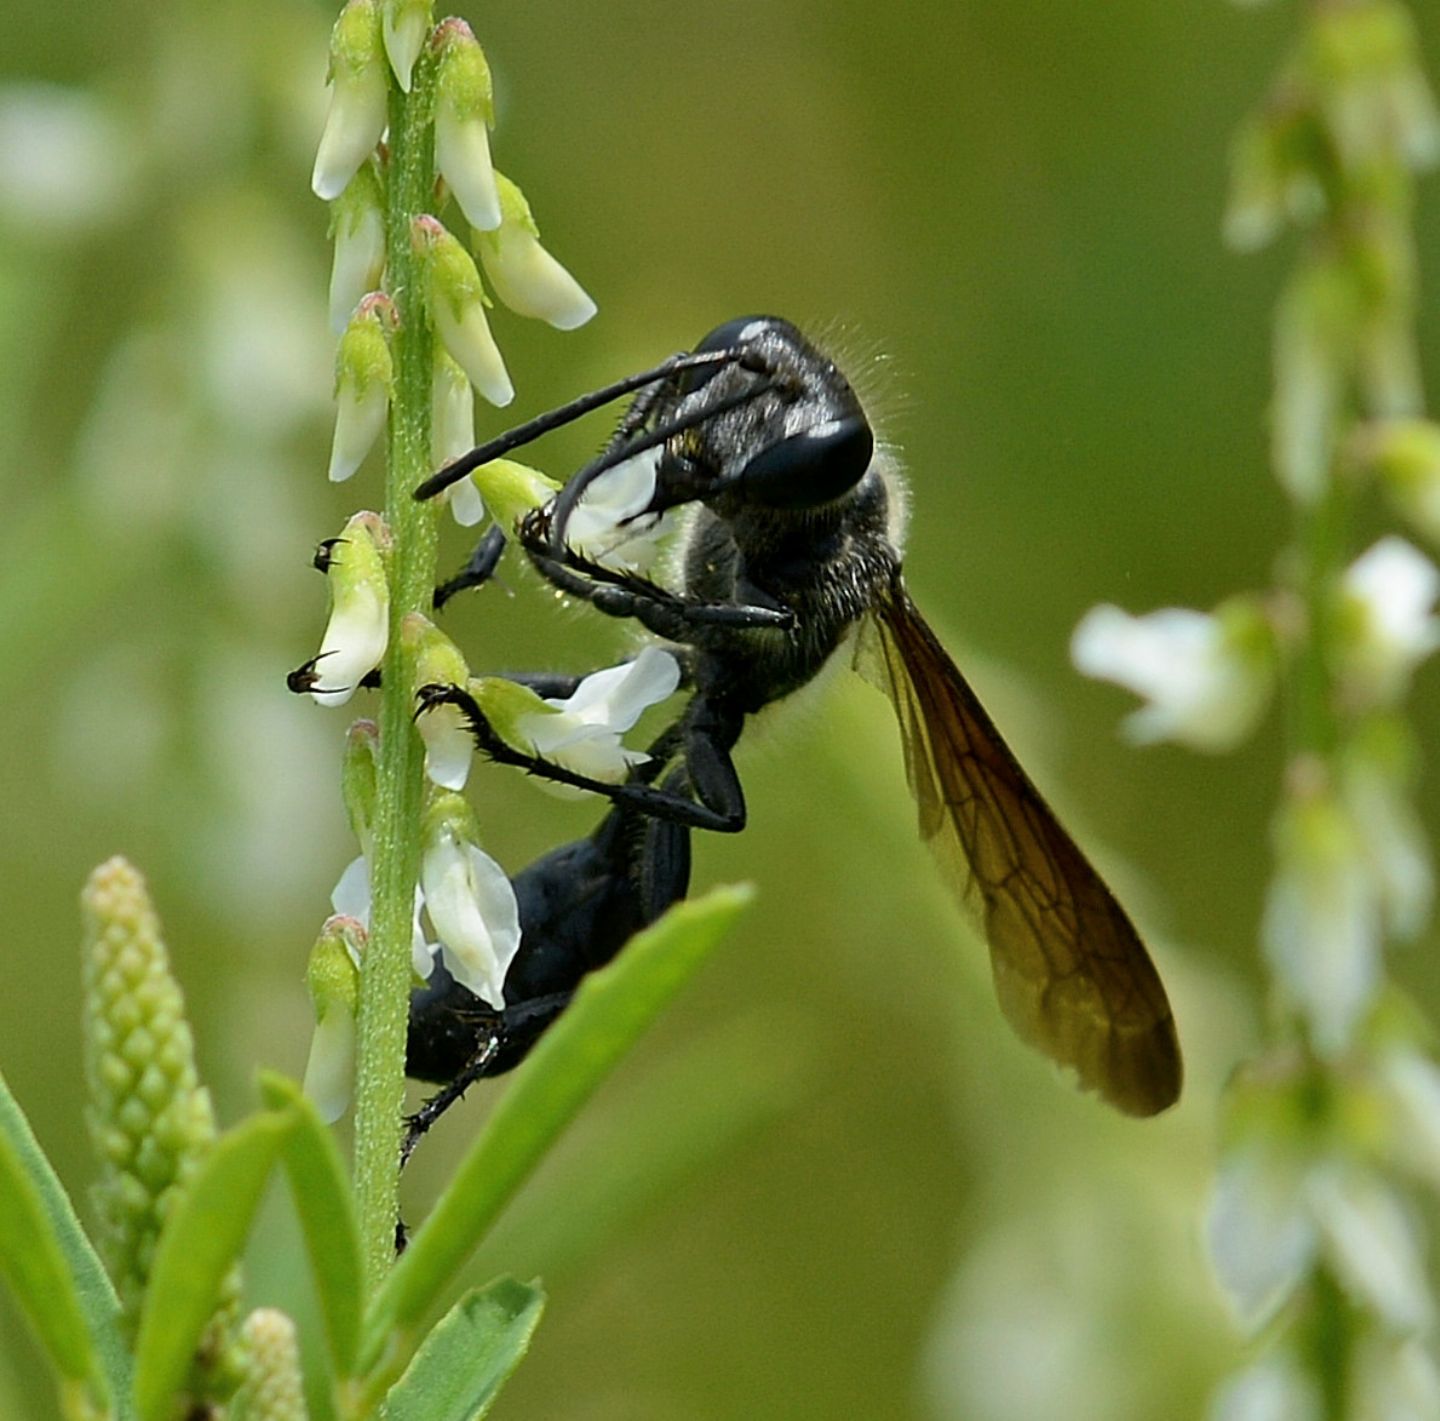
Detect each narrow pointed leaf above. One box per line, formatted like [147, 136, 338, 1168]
[259, 1072, 364, 1377]
[386, 1278, 544, 1421]
[0, 1068, 118, 1411]
[364, 885, 751, 1360]
[132, 1108, 295, 1421]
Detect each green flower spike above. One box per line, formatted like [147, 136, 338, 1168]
[80, 857, 237, 1347]
[231, 1308, 309, 1421]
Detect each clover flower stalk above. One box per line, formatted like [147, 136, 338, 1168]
[306, 2, 597, 1280]
[1073, 4, 1440, 1413]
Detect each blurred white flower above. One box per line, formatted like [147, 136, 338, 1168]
[476, 173, 597, 331]
[565, 448, 678, 573]
[0, 83, 134, 233]
[1307, 1164, 1433, 1333]
[312, 0, 389, 202]
[1337, 536, 1440, 707]
[1210, 1356, 1320, 1421]
[1382, 1051, 1440, 1189]
[1343, 745, 1433, 941]
[1071, 601, 1273, 751]
[1263, 790, 1381, 1056]
[1208, 1148, 1317, 1332]
[420, 813, 520, 1008]
[1353, 1338, 1440, 1421]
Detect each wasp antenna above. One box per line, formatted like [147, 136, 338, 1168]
[413, 348, 747, 502]
[549, 379, 775, 556]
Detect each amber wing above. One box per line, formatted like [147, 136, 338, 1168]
[863, 580, 1182, 1116]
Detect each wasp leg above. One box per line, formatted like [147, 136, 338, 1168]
[434, 524, 508, 610]
[416, 683, 748, 832]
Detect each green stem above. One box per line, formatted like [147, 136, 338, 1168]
[352, 53, 439, 1287]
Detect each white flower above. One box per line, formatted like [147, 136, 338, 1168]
[311, 0, 389, 203]
[431, 346, 483, 525]
[1307, 1164, 1434, 1333]
[565, 448, 677, 573]
[302, 915, 364, 1123]
[327, 163, 386, 333]
[1383, 1051, 1440, 1188]
[405, 613, 473, 790]
[1343, 744, 1432, 941]
[476, 173, 596, 331]
[420, 820, 520, 1008]
[307, 512, 391, 707]
[328, 294, 394, 482]
[330, 854, 433, 980]
[521, 646, 681, 782]
[1338, 536, 1440, 707]
[1207, 1148, 1317, 1332]
[432, 19, 501, 231]
[381, 0, 430, 93]
[413, 214, 514, 408]
[1353, 1338, 1440, 1421]
[1263, 791, 1382, 1056]
[1071, 601, 1273, 751]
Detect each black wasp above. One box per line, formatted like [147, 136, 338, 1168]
[404, 315, 1182, 1150]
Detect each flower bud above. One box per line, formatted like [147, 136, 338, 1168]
[412, 213, 514, 407]
[382, 0, 432, 93]
[82, 857, 226, 1338]
[420, 794, 521, 1007]
[329, 292, 396, 482]
[312, 0, 389, 202]
[302, 916, 365, 1124]
[431, 346, 483, 524]
[472, 457, 559, 531]
[341, 718, 380, 850]
[475, 172, 596, 331]
[433, 19, 501, 231]
[305, 510, 392, 707]
[404, 613, 473, 789]
[327, 160, 386, 333]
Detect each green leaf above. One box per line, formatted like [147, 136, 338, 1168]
[258, 1072, 364, 1378]
[131, 1107, 295, 1421]
[0, 1068, 122, 1414]
[385, 1278, 544, 1421]
[363, 885, 751, 1364]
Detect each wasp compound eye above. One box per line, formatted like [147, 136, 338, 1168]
[736, 414, 875, 509]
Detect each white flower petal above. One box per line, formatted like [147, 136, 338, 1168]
[311, 67, 388, 202]
[382, 2, 427, 92]
[302, 1008, 357, 1123]
[435, 105, 501, 231]
[446, 477, 486, 528]
[421, 837, 520, 1007]
[328, 378, 389, 483]
[547, 646, 681, 731]
[1308, 1165, 1434, 1332]
[331, 854, 372, 922]
[419, 701, 474, 790]
[480, 225, 596, 330]
[1207, 1150, 1317, 1332]
[311, 587, 388, 707]
[434, 299, 514, 408]
[328, 203, 385, 334]
[1384, 1053, 1440, 1187]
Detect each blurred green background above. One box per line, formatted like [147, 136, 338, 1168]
[3, 1, 1439, 1417]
